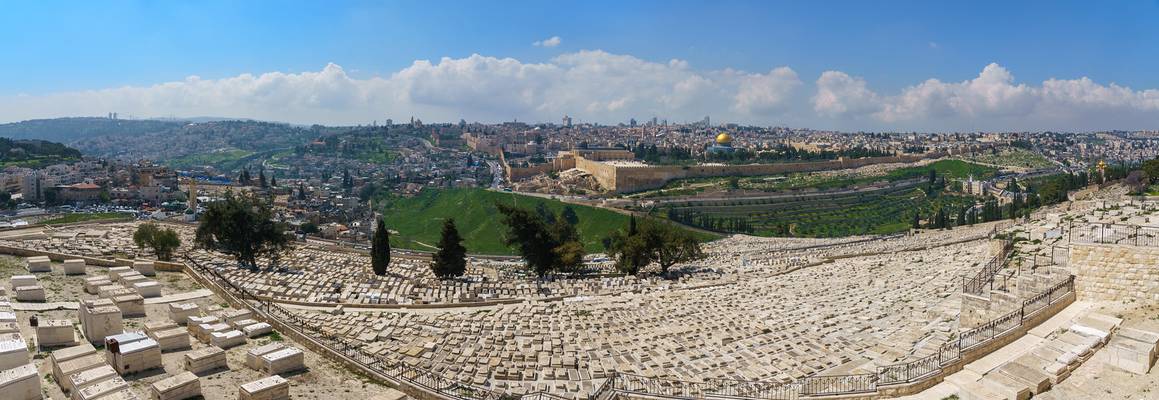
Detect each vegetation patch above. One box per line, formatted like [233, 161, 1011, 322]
[378, 188, 716, 255]
[39, 212, 132, 225]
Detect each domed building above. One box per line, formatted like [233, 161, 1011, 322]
[708, 131, 736, 154]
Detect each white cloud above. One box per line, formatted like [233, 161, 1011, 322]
[532, 36, 561, 47]
[815, 63, 1159, 130]
[1, 54, 1157, 131]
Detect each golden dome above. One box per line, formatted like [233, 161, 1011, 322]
[715, 132, 733, 145]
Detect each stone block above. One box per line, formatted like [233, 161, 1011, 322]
[168, 303, 200, 325]
[133, 281, 162, 298]
[243, 322, 272, 338]
[76, 376, 129, 400]
[239, 375, 289, 400]
[151, 328, 190, 352]
[210, 330, 246, 349]
[9, 275, 36, 289]
[66, 364, 117, 395]
[1099, 335, 1155, 374]
[80, 305, 122, 344]
[0, 363, 40, 400]
[63, 259, 87, 275]
[113, 294, 145, 317]
[0, 333, 29, 371]
[184, 346, 228, 375]
[261, 347, 305, 375]
[36, 319, 76, 347]
[108, 267, 133, 281]
[14, 285, 45, 302]
[245, 343, 285, 370]
[151, 371, 200, 400]
[133, 261, 156, 276]
[54, 353, 106, 392]
[26, 256, 51, 273]
[107, 336, 161, 375]
[83, 277, 111, 294]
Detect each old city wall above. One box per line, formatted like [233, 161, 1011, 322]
[603, 153, 933, 193]
[574, 156, 618, 190]
[1068, 243, 1159, 302]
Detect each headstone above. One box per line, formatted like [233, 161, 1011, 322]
[239, 375, 289, 400]
[151, 371, 200, 400]
[63, 259, 88, 275]
[184, 346, 228, 375]
[0, 363, 39, 400]
[25, 256, 51, 273]
[36, 319, 75, 347]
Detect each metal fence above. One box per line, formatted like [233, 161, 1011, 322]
[184, 256, 1075, 400]
[1070, 223, 1159, 247]
[961, 240, 1014, 295]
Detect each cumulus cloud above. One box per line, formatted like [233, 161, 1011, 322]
[814, 63, 1159, 130]
[0, 50, 802, 126]
[1, 53, 1157, 131]
[532, 36, 561, 47]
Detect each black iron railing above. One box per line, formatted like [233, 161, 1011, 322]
[962, 240, 1014, 295]
[1070, 223, 1159, 247]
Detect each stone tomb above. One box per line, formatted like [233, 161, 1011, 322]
[84, 276, 112, 294]
[48, 342, 97, 386]
[25, 256, 51, 273]
[134, 281, 162, 298]
[55, 353, 106, 392]
[113, 294, 146, 317]
[168, 303, 200, 325]
[151, 328, 191, 352]
[105, 332, 162, 375]
[210, 330, 246, 349]
[66, 364, 118, 396]
[260, 347, 305, 375]
[80, 299, 123, 344]
[133, 260, 156, 276]
[88, 388, 142, 400]
[193, 322, 231, 343]
[36, 318, 76, 347]
[245, 343, 285, 370]
[184, 346, 228, 375]
[63, 258, 88, 275]
[0, 333, 29, 370]
[151, 371, 201, 400]
[9, 275, 36, 289]
[108, 266, 134, 281]
[76, 376, 130, 400]
[243, 322, 273, 338]
[13, 285, 46, 302]
[0, 363, 40, 400]
[239, 375, 290, 400]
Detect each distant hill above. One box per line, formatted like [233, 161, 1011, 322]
[0, 137, 82, 168]
[0, 117, 343, 168]
[0, 117, 184, 143]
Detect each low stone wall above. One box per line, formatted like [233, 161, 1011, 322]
[1069, 243, 1159, 302]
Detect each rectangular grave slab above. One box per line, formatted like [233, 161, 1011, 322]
[0, 363, 39, 400]
[63, 259, 87, 275]
[184, 346, 228, 375]
[151, 371, 200, 400]
[239, 375, 289, 400]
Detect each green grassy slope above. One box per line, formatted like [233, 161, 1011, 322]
[380, 188, 715, 255]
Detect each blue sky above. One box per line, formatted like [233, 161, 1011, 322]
[2, 1, 1158, 131]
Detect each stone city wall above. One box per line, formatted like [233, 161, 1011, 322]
[1069, 243, 1159, 302]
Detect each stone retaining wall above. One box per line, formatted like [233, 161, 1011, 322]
[1069, 243, 1159, 302]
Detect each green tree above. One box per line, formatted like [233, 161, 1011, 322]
[431, 219, 467, 278]
[561, 206, 579, 226]
[371, 217, 390, 276]
[133, 222, 182, 261]
[649, 221, 705, 276]
[496, 203, 583, 277]
[194, 191, 290, 269]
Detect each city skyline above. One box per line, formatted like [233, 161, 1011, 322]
[2, 1, 1159, 131]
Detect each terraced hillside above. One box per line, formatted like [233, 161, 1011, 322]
[664, 183, 976, 237]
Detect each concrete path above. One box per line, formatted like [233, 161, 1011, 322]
[10, 288, 214, 311]
[894, 301, 1092, 400]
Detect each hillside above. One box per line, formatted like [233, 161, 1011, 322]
[0, 137, 82, 167]
[0, 117, 346, 169]
[380, 188, 716, 255]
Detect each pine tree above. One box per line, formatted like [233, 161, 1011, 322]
[371, 217, 390, 276]
[270, 176, 277, 188]
[432, 219, 467, 278]
[912, 213, 921, 230]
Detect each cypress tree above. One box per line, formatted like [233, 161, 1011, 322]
[371, 217, 390, 276]
[432, 219, 467, 278]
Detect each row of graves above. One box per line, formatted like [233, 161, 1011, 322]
[0, 255, 306, 400]
[190, 248, 726, 307]
[950, 312, 1159, 399]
